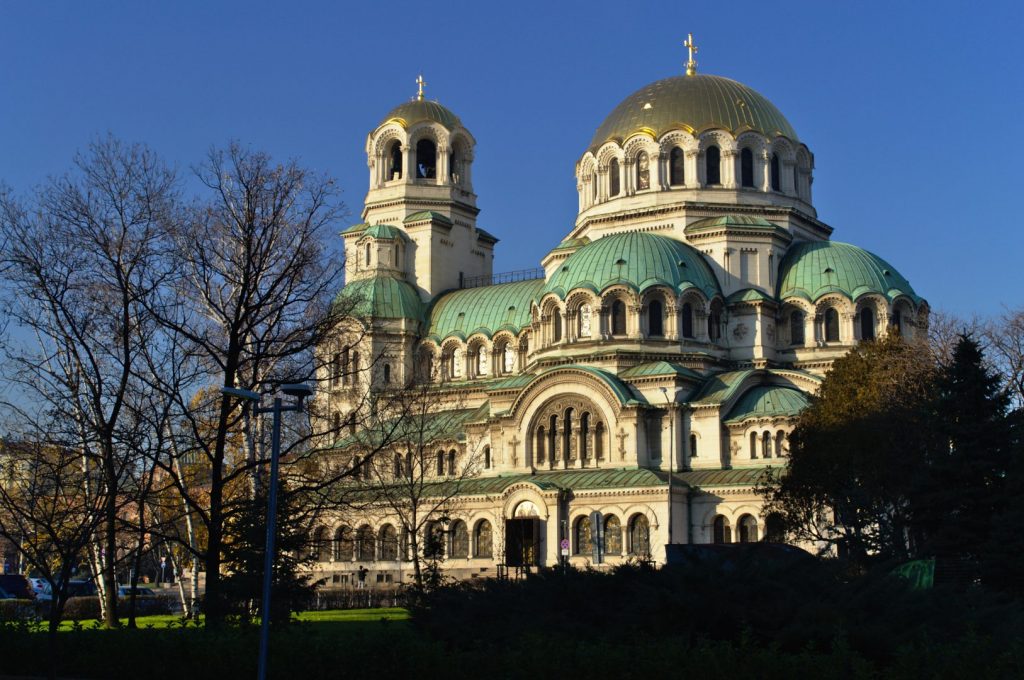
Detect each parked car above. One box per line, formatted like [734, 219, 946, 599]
[28, 578, 52, 602]
[0, 585, 17, 599]
[0, 575, 35, 600]
[117, 585, 164, 614]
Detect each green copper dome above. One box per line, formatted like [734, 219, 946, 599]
[590, 74, 798, 151]
[724, 385, 809, 423]
[426, 278, 545, 342]
[777, 241, 920, 304]
[334, 276, 423, 322]
[542, 232, 720, 299]
[380, 100, 462, 130]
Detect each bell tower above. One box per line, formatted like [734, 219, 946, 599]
[354, 77, 494, 298]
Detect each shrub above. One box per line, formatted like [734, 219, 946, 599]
[0, 598, 36, 622]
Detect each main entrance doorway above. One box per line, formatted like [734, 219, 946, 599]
[505, 518, 540, 567]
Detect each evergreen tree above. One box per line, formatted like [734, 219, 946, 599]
[220, 484, 319, 626]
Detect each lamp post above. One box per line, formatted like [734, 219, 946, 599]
[221, 383, 313, 680]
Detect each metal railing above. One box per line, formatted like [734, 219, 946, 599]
[461, 268, 545, 289]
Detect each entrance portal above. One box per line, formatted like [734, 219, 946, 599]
[505, 518, 540, 567]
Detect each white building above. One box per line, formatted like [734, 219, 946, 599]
[313, 49, 928, 584]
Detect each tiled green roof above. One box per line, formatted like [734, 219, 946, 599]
[590, 74, 798, 151]
[685, 215, 789, 238]
[541, 232, 720, 300]
[674, 466, 780, 488]
[778, 241, 920, 304]
[404, 211, 452, 226]
[380, 100, 462, 130]
[426, 278, 545, 341]
[475, 227, 499, 243]
[691, 370, 754, 405]
[726, 288, 774, 304]
[331, 406, 482, 450]
[445, 467, 668, 496]
[619, 361, 702, 380]
[334, 276, 424, 322]
[362, 224, 409, 241]
[486, 373, 536, 391]
[342, 222, 369, 235]
[724, 385, 809, 423]
[551, 236, 591, 252]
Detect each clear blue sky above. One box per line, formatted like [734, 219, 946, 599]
[2, 0, 1021, 317]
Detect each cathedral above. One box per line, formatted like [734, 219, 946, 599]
[312, 39, 928, 584]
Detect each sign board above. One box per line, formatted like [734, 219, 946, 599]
[560, 538, 570, 556]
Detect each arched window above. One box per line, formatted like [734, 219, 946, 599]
[609, 158, 621, 196]
[356, 525, 375, 562]
[859, 307, 875, 340]
[893, 308, 904, 337]
[604, 515, 622, 555]
[669, 147, 685, 186]
[580, 412, 590, 461]
[535, 426, 546, 465]
[483, 446, 491, 469]
[379, 525, 398, 561]
[415, 139, 436, 179]
[334, 526, 353, 561]
[474, 520, 493, 558]
[647, 299, 664, 337]
[424, 522, 444, 558]
[418, 349, 434, 382]
[364, 243, 371, 267]
[708, 301, 722, 341]
[681, 302, 694, 339]
[331, 352, 341, 388]
[628, 515, 651, 556]
[712, 515, 731, 544]
[382, 363, 391, 384]
[351, 455, 362, 480]
[770, 153, 781, 191]
[738, 515, 758, 543]
[552, 308, 562, 342]
[775, 430, 785, 458]
[591, 172, 597, 200]
[636, 151, 650, 190]
[790, 310, 805, 346]
[447, 450, 456, 476]
[311, 527, 328, 562]
[351, 351, 360, 377]
[765, 514, 785, 543]
[740, 148, 754, 187]
[705, 145, 721, 185]
[689, 433, 698, 458]
[393, 454, 403, 478]
[573, 515, 592, 555]
[388, 140, 402, 180]
[594, 421, 605, 460]
[611, 299, 627, 336]
[435, 450, 444, 476]
[824, 308, 840, 342]
[762, 431, 771, 459]
[548, 415, 558, 464]
[562, 408, 574, 462]
[450, 521, 469, 558]
[750, 431, 758, 459]
[332, 412, 341, 433]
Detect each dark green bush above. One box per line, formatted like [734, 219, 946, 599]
[0, 598, 36, 622]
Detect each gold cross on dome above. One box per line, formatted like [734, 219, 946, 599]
[683, 33, 699, 76]
[416, 74, 426, 101]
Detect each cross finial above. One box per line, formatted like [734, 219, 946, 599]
[416, 74, 426, 101]
[683, 33, 699, 76]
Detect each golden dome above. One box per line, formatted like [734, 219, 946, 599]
[589, 74, 798, 151]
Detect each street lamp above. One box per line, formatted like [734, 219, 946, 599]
[221, 382, 313, 680]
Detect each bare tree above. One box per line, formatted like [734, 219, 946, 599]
[983, 307, 1024, 409]
[0, 435, 106, 677]
[344, 381, 486, 589]
[141, 143, 346, 627]
[0, 137, 178, 627]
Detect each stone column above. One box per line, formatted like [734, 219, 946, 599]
[760, 150, 771, 192]
[782, 160, 796, 195]
[629, 304, 642, 337]
[623, 159, 635, 196]
[722, 149, 738, 189]
[687, 150, 700, 188]
[436, 144, 449, 186]
[695, 310, 710, 342]
[665, 304, 679, 340]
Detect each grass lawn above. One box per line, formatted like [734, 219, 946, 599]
[49, 607, 409, 631]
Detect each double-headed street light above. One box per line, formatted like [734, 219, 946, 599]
[221, 383, 313, 680]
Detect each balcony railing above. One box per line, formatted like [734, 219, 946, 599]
[460, 268, 545, 289]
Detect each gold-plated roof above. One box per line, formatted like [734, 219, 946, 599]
[379, 100, 462, 130]
[589, 74, 798, 151]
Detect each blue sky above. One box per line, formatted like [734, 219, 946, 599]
[1, 0, 1021, 317]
